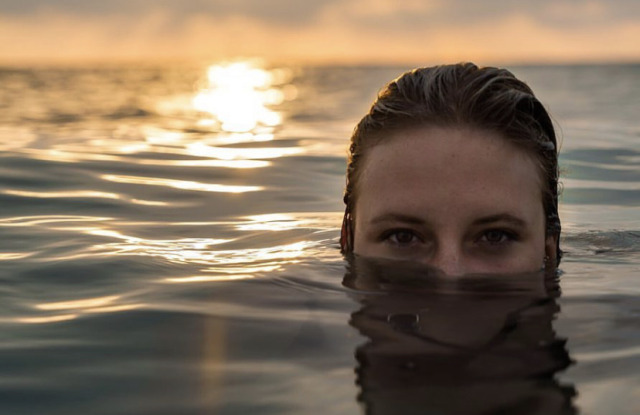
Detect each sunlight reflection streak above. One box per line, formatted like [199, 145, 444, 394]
[237, 213, 310, 231]
[164, 275, 255, 283]
[137, 159, 271, 168]
[0, 215, 112, 227]
[4, 189, 121, 199]
[20, 296, 144, 325]
[36, 295, 121, 311]
[0, 252, 33, 260]
[2, 189, 168, 206]
[187, 143, 302, 160]
[86, 238, 315, 268]
[15, 148, 125, 163]
[202, 264, 282, 274]
[16, 148, 270, 168]
[101, 174, 263, 193]
[15, 315, 79, 324]
[85, 228, 231, 252]
[82, 304, 143, 313]
[201, 132, 275, 145]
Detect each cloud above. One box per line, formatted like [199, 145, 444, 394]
[0, 0, 638, 63]
[2, 0, 638, 25]
[0, 0, 341, 24]
[320, 0, 640, 30]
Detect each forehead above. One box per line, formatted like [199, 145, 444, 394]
[356, 126, 544, 220]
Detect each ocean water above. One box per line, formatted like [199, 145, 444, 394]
[0, 62, 638, 414]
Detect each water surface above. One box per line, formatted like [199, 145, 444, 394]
[0, 62, 639, 414]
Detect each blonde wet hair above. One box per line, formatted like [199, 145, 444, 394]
[341, 63, 562, 264]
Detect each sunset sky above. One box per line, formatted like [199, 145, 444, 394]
[1, 0, 638, 65]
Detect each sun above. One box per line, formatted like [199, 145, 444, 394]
[193, 61, 288, 133]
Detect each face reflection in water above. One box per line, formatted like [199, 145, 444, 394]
[343, 256, 576, 415]
[353, 127, 558, 275]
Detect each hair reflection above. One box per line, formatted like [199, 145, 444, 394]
[343, 256, 577, 415]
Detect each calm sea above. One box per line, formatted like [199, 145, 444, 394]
[0, 62, 638, 414]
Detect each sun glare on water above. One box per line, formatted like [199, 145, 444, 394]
[193, 61, 294, 133]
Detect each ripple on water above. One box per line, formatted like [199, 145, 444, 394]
[0, 63, 638, 415]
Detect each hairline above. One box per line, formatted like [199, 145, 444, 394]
[349, 122, 549, 222]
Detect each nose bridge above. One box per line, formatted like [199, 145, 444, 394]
[431, 236, 466, 276]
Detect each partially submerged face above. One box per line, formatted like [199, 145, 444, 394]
[353, 126, 557, 275]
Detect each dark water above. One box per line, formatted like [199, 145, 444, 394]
[0, 62, 639, 414]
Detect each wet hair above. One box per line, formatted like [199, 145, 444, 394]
[341, 62, 562, 265]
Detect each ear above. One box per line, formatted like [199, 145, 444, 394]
[544, 233, 558, 268]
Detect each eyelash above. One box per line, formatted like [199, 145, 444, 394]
[379, 228, 519, 248]
[380, 228, 422, 246]
[477, 229, 519, 246]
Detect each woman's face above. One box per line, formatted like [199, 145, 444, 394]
[353, 126, 557, 275]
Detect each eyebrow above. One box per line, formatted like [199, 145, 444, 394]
[471, 214, 527, 227]
[368, 212, 527, 227]
[369, 213, 426, 225]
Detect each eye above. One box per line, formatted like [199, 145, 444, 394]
[383, 229, 421, 246]
[478, 229, 517, 245]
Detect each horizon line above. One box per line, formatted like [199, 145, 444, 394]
[1, 55, 639, 69]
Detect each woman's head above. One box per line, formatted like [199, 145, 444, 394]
[341, 63, 561, 273]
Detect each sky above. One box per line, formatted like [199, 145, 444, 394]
[0, 0, 638, 65]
